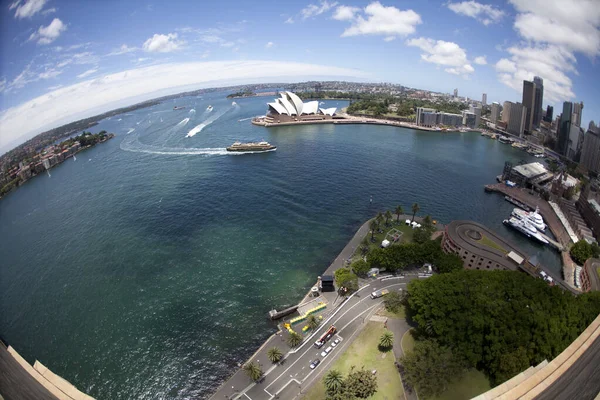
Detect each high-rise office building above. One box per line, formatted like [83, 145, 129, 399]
[491, 102, 501, 122]
[544, 105, 554, 122]
[557, 102, 573, 156]
[482, 93, 487, 106]
[522, 80, 536, 133]
[470, 105, 481, 128]
[533, 76, 544, 128]
[453, 88, 458, 98]
[581, 122, 600, 174]
[572, 101, 584, 127]
[502, 101, 527, 136]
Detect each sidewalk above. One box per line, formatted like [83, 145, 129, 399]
[387, 318, 418, 400]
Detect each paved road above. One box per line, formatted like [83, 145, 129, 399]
[534, 333, 600, 400]
[231, 275, 421, 400]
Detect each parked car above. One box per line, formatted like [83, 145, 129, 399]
[310, 359, 320, 369]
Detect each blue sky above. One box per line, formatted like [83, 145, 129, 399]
[1, 0, 599, 152]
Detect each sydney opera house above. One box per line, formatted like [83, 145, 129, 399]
[265, 91, 337, 123]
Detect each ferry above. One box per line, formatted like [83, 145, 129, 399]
[226, 141, 276, 152]
[503, 217, 549, 244]
[512, 207, 546, 231]
[498, 136, 515, 144]
[207, 105, 213, 111]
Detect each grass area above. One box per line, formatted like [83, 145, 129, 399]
[353, 220, 416, 259]
[401, 329, 416, 353]
[597, 266, 600, 276]
[376, 305, 406, 319]
[477, 235, 507, 253]
[430, 369, 492, 400]
[301, 322, 404, 400]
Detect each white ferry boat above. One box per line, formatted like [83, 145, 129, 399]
[511, 207, 546, 232]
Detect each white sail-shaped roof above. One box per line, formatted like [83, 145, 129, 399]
[268, 102, 288, 115]
[278, 96, 297, 115]
[319, 107, 337, 116]
[302, 101, 319, 115]
[285, 91, 304, 115]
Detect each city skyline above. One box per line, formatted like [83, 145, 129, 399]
[1, 0, 599, 152]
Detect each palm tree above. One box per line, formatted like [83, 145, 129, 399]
[395, 205, 403, 223]
[306, 314, 320, 331]
[384, 210, 392, 226]
[287, 331, 303, 348]
[323, 369, 344, 393]
[267, 347, 283, 363]
[376, 212, 384, 230]
[369, 220, 378, 242]
[243, 362, 263, 382]
[411, 203, 420, 222]
[379, 331, 394, 349]
[360, 237, 370, 255]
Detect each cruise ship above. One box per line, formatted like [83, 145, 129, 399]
[226, 141, 276, 152]
[511, 207, 546, 231]
[503, 217, 549, 244]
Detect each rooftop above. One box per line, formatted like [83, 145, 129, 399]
[513, 162, 548, 179]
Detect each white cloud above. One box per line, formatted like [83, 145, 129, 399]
[474, 56, 487, 65]
[285, 17, 294, 24]
[41, 7, 56, 15]
[0, 78, 7, 93]
[384, 36, 395, 42]
[29, 18, 66, 45]
[12, 0, 48, 18]
[406, 37, 474, 76]
[265, 42, 274, 48]
[332, 5, 360, 21]
[71, 51, 100, 65]
[77, 68, 98, 79]
[340, 2, 421, 40]
[5, 62, 62, 92]
[37, 68, 62, 79]
[108, 44, 137, 56]
[301, 0, 338, 19]
[0, 60, 367, 154]
[495, 58, 516, 73]
[142, 33, 185, 53]
[447, 1, 505, 25]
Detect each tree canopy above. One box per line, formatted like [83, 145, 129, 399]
[367, 239, 462, 273]
[569, 240, 600, 265]
[334, 267, 359, 294]
[405, 270, 600, 385]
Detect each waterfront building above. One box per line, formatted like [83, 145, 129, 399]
[502, 101, 526, 136]
[442, 220, 526, 271]
[522, 80, 536, 133]
[581, 123, 600, 174]
[462, 111, 476, 129]
[482, 93, 487, 106]
[533, 76, 544, 128]
[572, 101, 584, 127]
[557, 102, 573, 156]
[416, 107, 436, 126]
[544, 105, 554, 122]
[577, 185, 600, 242]
[439, 112, 463, 127]
[567, 123, 585, 161]
[506, 162, 553, 187]
[266, 91, 336, 123]
[470, 106, 481, 128]
[491, 102, 501, 122]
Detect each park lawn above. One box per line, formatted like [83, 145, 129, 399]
[301, 322, 404, 400]
[597, 266, 600, 276]
[477, 235, 507, 253]
[353, 221, 416, 260]
[401, 329, 416, 353]
[430, 369, 492, 400]
[376, 305, 406, 319]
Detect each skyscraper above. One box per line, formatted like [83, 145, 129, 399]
[533, 76, 543, 128]
[502, 101, 527, 136]
[522, 80, 536, 133]
[491, 102, 501, 122]
[453, 88, 458, 98]
[557, 102, 573, 156]
[580, 122, 600, 174]
[544, 105, 553, 122]
[482, 93, 487, 106]
[572, 101, 584, 127]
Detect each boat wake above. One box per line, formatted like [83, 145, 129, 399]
[238, 117, 253, 122]
[189, 109, 196, 114]
[126, 128, 136, 134]
[186, 106, 231, 138]
[176, 117, 190, 127]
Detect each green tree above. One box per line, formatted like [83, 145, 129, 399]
[306, 314, 320, 331]
[360, 237, 370, 255]
[400, 339, 466, 398]
[570, 240, 597, 265]
[384, 210, 392, 226]
[334, 267, 359, 294]
[411, 203, 420, 222]
[436, 253, 464, 273]
[323, 369, 345, 395]
[395, 205, 404, 223]
[375, 212, 384, 230]
[345, 366, 378, 399]
[413, 227, 431, 244]
[369, 220, 378, 242]
[267, 347, 283, 363]
[287, 331, 303, 348]
[351, 259, 370, 277]
[383, 291, 404, 313]
[243, 361, 263, 382]
[379, 331, 394, 350]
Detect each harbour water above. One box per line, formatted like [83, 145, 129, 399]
[0, 90, 560, 399]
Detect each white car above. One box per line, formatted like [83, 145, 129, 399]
[320, 350, 327, 357]
[331, 338, 340, 347]
[325, 346, 332, 354]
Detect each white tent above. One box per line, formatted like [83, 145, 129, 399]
[405, 219, 411, 225]
[381, 240, 390, 248]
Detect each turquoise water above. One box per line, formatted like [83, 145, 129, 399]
[0, 91, 559, 399]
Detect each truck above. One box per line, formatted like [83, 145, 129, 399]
[370, 289, 389, 299]
[314, 325, 337, 349]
